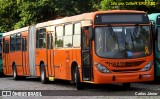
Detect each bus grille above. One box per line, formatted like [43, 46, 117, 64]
[106, 60, 145, 67]
[111, 69, 141, 73]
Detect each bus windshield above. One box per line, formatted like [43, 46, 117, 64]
[95, 26, 152, 59]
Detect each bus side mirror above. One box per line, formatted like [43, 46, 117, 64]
[89, 27, 94, 41]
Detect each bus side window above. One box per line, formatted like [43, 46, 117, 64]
[3, 39, 9, 54]
[64, 24, 73, 48]
[73, 23, 81, 47]
[36, 28, 46, 48]
[16, 33, 21, 51]
[5, 42, 9, 53]
[22, 38, 27, 51]
[36, 29, 39, 48]
[55, 26, 64, 48]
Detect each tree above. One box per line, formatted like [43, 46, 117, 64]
[0, 0, 19, 32]
[14, 0, 56, 29]
[1, 0, 160, 32]
[99, 0, 114, 10]
[0, 0, 97, 32]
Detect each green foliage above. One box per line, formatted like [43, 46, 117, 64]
[0, 0, 160, 32]
[0, 0, 97, 32]
[0, 0, 19, 32]
[14, 0, 56, 29]
[100, 0, 114, 10]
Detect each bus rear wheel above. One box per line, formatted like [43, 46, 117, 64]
[13, 64, 19, 80]
[40, 64, 47, 84]
[75, 66, 84, 90]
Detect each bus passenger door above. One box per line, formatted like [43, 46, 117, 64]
[47, 33, 54, 78]
[3, 41, 10, 74]
[81, 27, 92, 81]
[22, 37, 27, 75]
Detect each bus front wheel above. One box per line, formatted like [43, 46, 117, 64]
[75, 66, 84, 90]
[40, 64, 47, 84]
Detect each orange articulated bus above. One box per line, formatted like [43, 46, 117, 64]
[2, 10, 154, 90]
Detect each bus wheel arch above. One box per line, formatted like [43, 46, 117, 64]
[71, 61, 84, 90]
[39, 61, 44, 71]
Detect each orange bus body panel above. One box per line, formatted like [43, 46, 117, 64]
[2, 10, 154, 85]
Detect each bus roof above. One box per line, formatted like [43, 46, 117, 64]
[3, 10, 147, 36]
[3, 26, 29, 36]
[93, 10, 146, 14]
[37, 10, 147, 27]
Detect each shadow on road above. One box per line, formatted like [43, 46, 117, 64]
[2, 76, 155, 93]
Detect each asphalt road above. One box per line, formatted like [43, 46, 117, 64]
[0, 76, 160, 99]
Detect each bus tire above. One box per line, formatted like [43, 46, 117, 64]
[123, 83, 131, 89]
[13, 64, 19, 80]
[70, 66, 76, 84]
[75, 66, 84, 90]
[40, 64, 47, 84]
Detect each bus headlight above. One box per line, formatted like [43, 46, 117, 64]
[141, 61, 153, 72]
[96, 64, 110, 73]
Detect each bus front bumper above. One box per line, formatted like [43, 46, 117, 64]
[93, 70, 154, 84]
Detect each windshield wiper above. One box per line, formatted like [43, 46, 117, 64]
[108, 25, 126, 52]
[130, 32, 135, 50]
[130, 24, 140, 50]
[133, 24, 140, 38]
[108, 25, 118, 43]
